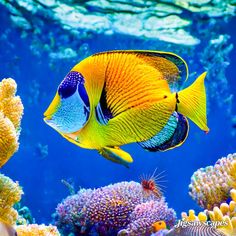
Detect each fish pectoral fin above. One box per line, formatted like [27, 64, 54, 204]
[98, 146, 133, 167]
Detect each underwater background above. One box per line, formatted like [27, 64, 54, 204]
[0, 0, 236, 235]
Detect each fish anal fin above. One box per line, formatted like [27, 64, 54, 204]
[158, 113, 189, 151]
[98, 146, 133, 167]
[138, 112, 189, 152]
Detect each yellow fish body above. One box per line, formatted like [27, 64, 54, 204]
[44, 50, 209, 167]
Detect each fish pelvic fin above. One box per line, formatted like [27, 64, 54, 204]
[177, 72, 209, 132]
[98, 146, 133, 167]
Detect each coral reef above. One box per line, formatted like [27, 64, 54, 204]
[189, 153, 236, 209]
[118, 200, 176, 235]
[206, 188, 236, 236]
[55, 181, 175, 235]
[180, 188, 236, 236]
[16, 224, 60, 236]
[0, 173, 23, 225]
[179, 153, 236, 236]
[0, 78, 23, 167]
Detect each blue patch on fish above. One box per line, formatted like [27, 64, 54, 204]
[58, 71, 85, 99]
[48, 71, 90, 133]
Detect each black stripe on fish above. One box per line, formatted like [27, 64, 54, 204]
[58, 71, 83, 99]
[95, 82, 113, 125]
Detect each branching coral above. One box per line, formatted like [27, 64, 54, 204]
[0, 78, 23, 167]
[189, 153, 236, 209]
[0, 173, 23, 225]
[16, 224, 60, 236]
[55, 181, 172, 235]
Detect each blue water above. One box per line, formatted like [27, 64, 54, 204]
[0, 2, 235, 227]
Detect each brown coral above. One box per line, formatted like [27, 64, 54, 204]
[16, 224, 60, 236]
[0, 78, 23, 167]
[0, 173, 23, 225]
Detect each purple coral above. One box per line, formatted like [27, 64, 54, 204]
[55, 188, 93, 233]
[54, 181, 174, 235]
[118, 199, 176, 236]
[85, 181, 157, 232]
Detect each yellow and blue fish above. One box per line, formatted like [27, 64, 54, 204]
[44, 50, 209, 167]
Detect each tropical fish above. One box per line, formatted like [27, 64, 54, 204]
[152, 221, 167, 232]
[0, 222, 17, 236]
[44, 50, 209, 167]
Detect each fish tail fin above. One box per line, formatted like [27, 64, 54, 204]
[177, 72, 209, 132]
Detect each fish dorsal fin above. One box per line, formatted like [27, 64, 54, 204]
[138, 112, 189, 152]
[133, 50, 188, 90]
[94, 50, 188, 90]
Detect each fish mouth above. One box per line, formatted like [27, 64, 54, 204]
[43, 114, 51, 122]
[43, 116, 61, 133]
[43, 115, 55, 127]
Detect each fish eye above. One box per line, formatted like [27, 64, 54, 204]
[58, 71, 84, 99]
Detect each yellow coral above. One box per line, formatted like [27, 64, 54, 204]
[181, 209, 207, 222]
[207, 189, 236, 236]
[183, 188, 236, 236]
[0, 78, 23, 167]
[0, 174, 23, 225]
[16, 224, 60, 236]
